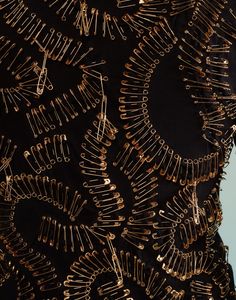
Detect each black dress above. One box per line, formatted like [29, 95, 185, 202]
[0, 0, 235, 299]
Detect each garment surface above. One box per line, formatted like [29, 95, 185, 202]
[0, 0, 236, 299]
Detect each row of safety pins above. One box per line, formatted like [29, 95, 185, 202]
[192, 267, 231, 298]
[64, 249, 185, 300]
[190, 259, 234, 298]
[0, 225, 61, 292]
[0, 35, 53, 113]
[41, 0, 168, 40]
[225, 102, 236, 119]
[0, 174, 87, 222]
[206, 54, 230, 87]
[178, 0, 229, 84]
[37, 218, 117, 254]
[120, 18, 178, 91]
[190, 280, 213, 298]
[0, 0, 97, 66]
[0, 249, 11, 286]
[181, 38, 230, 94]
[45, 0, 141, 11]
[0, 136, 17, 174]
[220, 125, 236, 165]
[155, 211, 207, 253]
[211, 263, 232, 298]
[201, 102, 236, 149]
[200, 106, 226, 141]
[214, 10, 236, 151]
[216, 8, 236, 41]
[160, 247, 219, 282]
[98, 253, 184, 299]
[180, 24, 231, 96]
[26, 64, 107, 138]
[213, 11, 236, 123]
[117, 21, 226, 184]
[3, 174, 135, 279]
[155, 184, 219, 246]
[0, 250, 36, 298]
[80, 115, 124, 230]
[15, 263, 37, 299]
[153, 186, 221, 280]
[23, 134, 70, 174]
[113, 142, 159, 250]
[117, 0, 141, 8]
[113, 136, 221, 185]
[204, 49, 232, 124]
[118, 16, 220, 184]
[64, 249, 121, 299]
[170, 0, 196, 16]
[177, 0, 229, 143]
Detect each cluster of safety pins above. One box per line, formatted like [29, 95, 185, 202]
[0, 174, 85, 220]
[170, 0, 196, 16]
[80, 115, 126, 229]
[0, 249, 10, 287]
[0, 0, 98, 65]
[64, 248, 185, 300]
[0, 136, 17, 174]
[0, 0, 236, 299]
[216, 8, 236, 122]
[1, 29, 109, 143]
[0, 35, 50, 113]
[0, 194, 62, 293]
[80, 115, 160, 250]
[119, 18, 227, 186]
[0, 0, 110, 140]
[40, 0, 168, 40]
[26, 61, 108, 138]
[113, 142, 159, 250]
[0, 249, 36, 299]
[153, 186, 222, 278]
[178, 0, 236, 147]
[23, 134, 70, 174]
[37, 217, 117, 254]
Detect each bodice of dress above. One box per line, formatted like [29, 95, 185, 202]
[0, 1, 236, 299]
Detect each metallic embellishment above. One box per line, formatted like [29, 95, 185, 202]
[153, 185, 222, 280]
[0, 250, 36, 298]
[119, 20, 224, 184]
[178, 0, 232, 146]
[26, 61, 107, 137]
[80, 115, 124, 232]
[170, 0, 196, 16]
[40, 0, 169, 40]
[0, 0, 96, 65]
[0, 136, 17, 174]
[0, 192, 61, 292]
[0, 36, 49, 113]
[114, 142, 158, 249]
[64, 249, 185, 299]
[23, 134, 70, 174]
